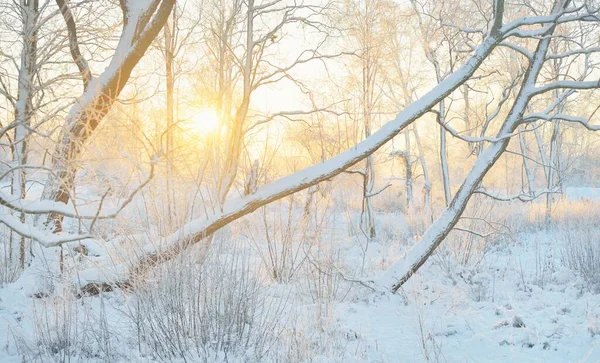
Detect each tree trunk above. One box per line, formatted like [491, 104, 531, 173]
[42, 0, 175, 229]
[438, 91, 451, 206]
[164, 8, 176, 223]
[12, 0, 38, 267]
[404, 131, 413, 208]
[519, 126, 536, 195]
[412, 127, 432, 223]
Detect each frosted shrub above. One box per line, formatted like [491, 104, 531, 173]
[128, 241, 288, 361]
[0, 225, 22, 286]
[302, 246, 352, 304]
[561, 228, 600, 293]
[15, 287, 116, 362]
[246, 192, 332, 283]
[248, 198, 311, 283]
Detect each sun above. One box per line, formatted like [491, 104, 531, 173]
[191, 109, 219, 134]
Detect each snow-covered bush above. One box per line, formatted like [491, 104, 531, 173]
[561, 228, 600, 293]
[126, 240, 288, 361]
[15, 286, 118, 362]
[246, 194, 329, 283]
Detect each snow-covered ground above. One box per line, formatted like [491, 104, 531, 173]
[0, 200, 599, 362]
[335, 230, 600, 362]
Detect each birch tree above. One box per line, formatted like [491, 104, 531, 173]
[9, 0, 39, 268]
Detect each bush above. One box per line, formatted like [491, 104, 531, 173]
[127, 240, 288, 361]
[0, 225, 23, 286]
[561, 228, 600, 293]
[14, 284, 118, 363]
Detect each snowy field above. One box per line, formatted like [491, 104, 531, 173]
[1, 191, 599, 363]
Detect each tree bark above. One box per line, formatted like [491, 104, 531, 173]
[12, 0, 39, 267]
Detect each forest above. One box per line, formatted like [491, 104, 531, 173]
[1, 0, 600, 361]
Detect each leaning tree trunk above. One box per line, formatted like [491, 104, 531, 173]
[42, 0, 176, 230]
[384, 5, 563, 291]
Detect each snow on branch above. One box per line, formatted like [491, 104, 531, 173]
[474, 188, 556, 202]
[0, 160, 155, 221]
[532, 79, 600, 96]
[0, 214, 91, 247]
[523, 112, 600, 131]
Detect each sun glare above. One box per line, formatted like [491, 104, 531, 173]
[192, 109, 219, 134]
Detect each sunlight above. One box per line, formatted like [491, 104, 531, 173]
[191, 109, 219, 134]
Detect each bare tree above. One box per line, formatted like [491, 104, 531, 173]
[341, 0, 398, 238]
[41, 0, 176, 230]
[193, 0, 339, 209]
[410, 0, 454, 206]
[412, 126, 432, 221]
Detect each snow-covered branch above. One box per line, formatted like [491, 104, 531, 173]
[0, 161, 155, 221]
[0, 214, 91, 247]
[532, 79, 600, 96]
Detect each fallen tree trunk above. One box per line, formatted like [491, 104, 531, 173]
[69, 1, 597, 294]
[76, 16, 510, 291]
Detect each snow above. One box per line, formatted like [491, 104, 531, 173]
[2, 210, 600, 362]
[346, 231, 600, 362]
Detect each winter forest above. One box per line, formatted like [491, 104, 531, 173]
[1, 0, 600, 361]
